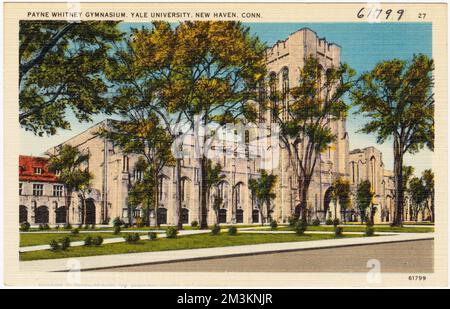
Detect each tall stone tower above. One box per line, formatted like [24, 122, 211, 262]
[264, 28, 350, 222]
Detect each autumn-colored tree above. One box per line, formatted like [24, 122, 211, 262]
[47, 145, 92, 225]
[352, 54, 434, 226]
[273, 56, 355, 220]
[248, 170, 278, 225]
[134, 21, 266, 229]
[19, 21, 123, 135]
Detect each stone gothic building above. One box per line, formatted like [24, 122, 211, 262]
[19, 28, 400, 226]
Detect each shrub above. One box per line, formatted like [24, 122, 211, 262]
[288, 216, 298, 227]
[113, 225, 121, 235]
[366, 219, 374, 227]
[71, 228, 79, 235]
[84, 236, 93, 246]
[64, 223, 72, 230]
[211, 224, 221, 236]
[191, 221, 199, 228]
[365, 226, 375, 237]
[124, 233, 140, 243]
[38, 224, 44, 231]
[92, 236, 103, 246]
[334, 226, 344, 237]
[112, 217, 123, 227]
[84, 224, 89, 230]
[325, 218, 334, 226]
[228, 226, 238, 236]
[148, 232, 158, 240]
[78, 224, 83, 229]
[135, 217, 144, 228]
[123, 223, 130, 228]
[49, 239, 60, 251]
[20, 222, 30, 232]
[90, 224, 95, 229]
[312, 218, 321, 226]
[294, 220, 307, 235]
[60, 237, 71, 250]
[270, 220, 278, 230]
[55, 225, 60, 230]
[332, 218, 340, 227]
[43, 224, 50, 230]
[166, 226, 178, 239]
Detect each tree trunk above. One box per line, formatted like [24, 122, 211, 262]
[153, 175, 159, 227]
[199, 156, 208, 229]
[298, 176, 311, 221]
[175, 158, 183, 229]
[431, 194, 435, 222]
[266, 201, 272, 223]
[392, 151, 404, 227]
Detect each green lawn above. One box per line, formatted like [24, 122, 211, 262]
[20, 232, 148, 247]
[255, 225, 434, 233]
[20, 232, 360, 261]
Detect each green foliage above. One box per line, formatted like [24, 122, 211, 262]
[312, 218, 321, 226]
[191, 221, 199, 228]
[228, 226, 238, 236]
[356, 180, 374, 223]
[294, 220, 308, 236]
[20, 222, 30, 232]
[71, 228, 79, 235]
[135, 217, 144, 228]
[60, 237, 71, 250]
[124, 233, 140, 243]
[112, 217, 123, 227]
[113, 225, 121, 235]
[248, 170, 277, 223]
[365, 226, 375, 237]
[148, 232, 158, 240]
[332, 218, 340, 227]
[332, 178, 351, 211]
[352, 54, 434, 225]
[166, 227, 178, 239]
[270, 220, 278, 230]
[211, 224, 221, 236]
[288, 216, 298, 227]
[334, 226, 344, 237]
[84, 236, 93, 246]
[92, 236, 104, 246]
[273, 56, 355, 218]
[49, 240, 60, 251]
[19, 21, 123, 136]
[325, 219, 334, 226]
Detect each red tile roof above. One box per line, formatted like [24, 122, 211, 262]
[19, 155, 58, 183]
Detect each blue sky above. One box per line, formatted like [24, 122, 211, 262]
[20, 22, 433, 175]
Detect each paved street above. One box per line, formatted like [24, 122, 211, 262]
[97, 239, 433, 273]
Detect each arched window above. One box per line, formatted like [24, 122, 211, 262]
[19, 205, 27, 223]
[181, 208, 189, 224]
[123, 155, 129, 172]
[370, 156, 376, 191]
[236, 209, 244, 223]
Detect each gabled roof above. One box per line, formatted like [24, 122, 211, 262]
[19, 155, 58, 183]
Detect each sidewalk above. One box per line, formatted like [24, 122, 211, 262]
[19, 232, 434, 272]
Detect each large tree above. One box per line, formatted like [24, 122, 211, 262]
[101, 116, 174, 227]
[134, 21, 266, 229]
[248, 170, 277, 225]
[273, 56, 355, 220]
[19, 21, 122, 135]
[408, 176, 427, 221]
[47, 144, 92, 225]
[352, 54, 434, 226]
[105, 25, 188, 229]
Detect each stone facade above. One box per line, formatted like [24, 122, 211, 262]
[20, 28, 402, 226]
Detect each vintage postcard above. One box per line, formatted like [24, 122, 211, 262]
[2, 1, 448, 289]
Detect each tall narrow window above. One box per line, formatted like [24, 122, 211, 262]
[19, 183, 23, 195]
[269, 72, 277, 123]
[282, 67, 289, 120]
[122, 155, 129, 172]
